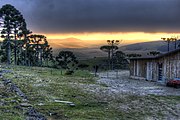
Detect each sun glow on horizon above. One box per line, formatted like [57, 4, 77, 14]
[1, 32, 179, 48]
[44, 32, 180, 43]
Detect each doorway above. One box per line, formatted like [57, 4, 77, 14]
[146, 62, 153, 81]
[158, 63, 163, 81]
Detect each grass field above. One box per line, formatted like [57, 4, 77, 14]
[0, 65, 180, 120]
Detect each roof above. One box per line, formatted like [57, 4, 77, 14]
[129, 48, 180, 60]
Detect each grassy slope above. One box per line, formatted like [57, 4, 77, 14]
[0, 65, 180, 120]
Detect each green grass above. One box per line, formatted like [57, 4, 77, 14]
[0, 79, 26, 120]
[0, 65, 180, 120]
[1, 66, 101, 119]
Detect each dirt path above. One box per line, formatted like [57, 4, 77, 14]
[97, 70, 180, 96]
[75, 70, 180, 120]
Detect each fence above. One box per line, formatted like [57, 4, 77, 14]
[96, 70, 128, 79]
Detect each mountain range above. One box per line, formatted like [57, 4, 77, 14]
[48, 38, 105, 48]
[48, 38, 180, 59]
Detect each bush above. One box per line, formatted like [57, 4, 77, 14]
[65, 70, 74, 75]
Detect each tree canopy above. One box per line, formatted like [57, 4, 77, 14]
[0, 4, 53, 67]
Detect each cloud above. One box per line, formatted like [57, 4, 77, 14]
[1, 0, 180, 33]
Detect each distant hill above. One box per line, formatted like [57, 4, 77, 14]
[118, 40, 180, 57]
[53, 47, 106, 60]
[51, 40, 180, 59]
[48, 38, 108, 59]
[48, 38, 105, 49]
[119, 40, 179, 52]
[120, 41, 167, 52]
[48, 38, 87, 48]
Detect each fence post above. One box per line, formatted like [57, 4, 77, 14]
[107, 71, 109, 78]
[116, 70, 118, 79]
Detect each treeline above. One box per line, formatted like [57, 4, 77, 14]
[0, 4, 78, 73]
[100, 45, 129, 70]
[0, 4, 52, 66]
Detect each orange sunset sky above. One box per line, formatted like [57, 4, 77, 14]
[0, 0, 180, 48]
[42, 32, 180, 48]
[45, 32, 179, 42]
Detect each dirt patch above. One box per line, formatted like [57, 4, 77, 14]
[97, 70, 180, 96]
[74, 70, 180, 120]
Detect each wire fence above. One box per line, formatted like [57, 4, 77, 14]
[95, 70, 127, 79]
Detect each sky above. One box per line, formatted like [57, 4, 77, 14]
[0, 0, 180, 47]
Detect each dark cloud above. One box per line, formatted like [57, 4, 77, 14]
[1, 0, 180, 33]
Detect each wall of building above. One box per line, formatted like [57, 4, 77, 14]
[129, 50, 180, 82]
[130, 59, 148, 80]
[159, 51, 180, 82]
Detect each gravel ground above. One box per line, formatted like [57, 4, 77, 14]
[97, 70, 180, 96]
[73, 70, 180, 120]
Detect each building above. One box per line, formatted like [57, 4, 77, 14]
[129, 49, 180, 83]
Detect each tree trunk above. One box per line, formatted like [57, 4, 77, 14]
[14, 28, 17, 65]
[7, 20, 11, 65]
[24, 35, 28, 66]
[7, 33, 11, 65]
[40, 49, 43, 66]
[111, 45, 114, 70]
[168, 41, 170, 52]
[108, 50, 110, 70]
[175, 39, 177, 50]
[7, 40, 11, 65]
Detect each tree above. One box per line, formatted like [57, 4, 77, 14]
[42, 42, 53, 66]
[28, 34, 47, 66]
[126, 53, 142, 58]
[18, 22, 32, 66]
[78, 64, 89, 69]
[56, 51, 78, 72]
[11, 11, 25, 65]
[113, 51, 128, 69]
[171, 37, 178, 50]
[0, 42, 7, 62]
[100, 45, 118, 70]
[0, 4, 53, 67]
[161, 37, 172, 52]
[100, 46, 111, 69]
[0, 4, 14, 64]
[147, 51, 160, 56]
[0, 4, 26, 65]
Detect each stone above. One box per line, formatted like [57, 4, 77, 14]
[3, 80, 27, 99]
[11, 100, 18, 103]
[3, 79, 12, 85]
[54, 100, 76, 107]
[25, 107, 47, 120]
[69, 103, 76, 107]
[20, 103, 32, 107]
[14, 105, 23, 110]
[38, 103, 44, 106]
[49, 112, 58, 116]
[0, 70, 12, 74]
